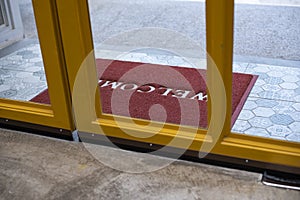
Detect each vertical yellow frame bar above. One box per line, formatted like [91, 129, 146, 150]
[0, 0, 74, 130]
[206, 0, 233, 138]
[206, 0, 300, 169]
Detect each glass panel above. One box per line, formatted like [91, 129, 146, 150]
[88, 0, 208, 129]
[0, 0, 49, 104]
[232, 0, 300, 143]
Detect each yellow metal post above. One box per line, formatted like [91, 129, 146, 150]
[206, 0, 234, 139]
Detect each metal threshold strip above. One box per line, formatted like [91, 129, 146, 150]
[262, 171, 300, 191]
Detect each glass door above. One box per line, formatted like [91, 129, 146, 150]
[231, 1, 300, 143]
[0, 0, 74, 133]
[55, 0, 300, 172]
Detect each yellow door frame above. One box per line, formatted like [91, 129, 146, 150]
[56, 0, 300, 170]
[0, 0, 290, 169]
[1, 0, 297, 172]
[0, 0, 74, 131]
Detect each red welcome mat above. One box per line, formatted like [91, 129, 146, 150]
[31, 59, 257, 128]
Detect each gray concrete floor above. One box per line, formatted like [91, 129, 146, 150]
[1, 128, 300, 200]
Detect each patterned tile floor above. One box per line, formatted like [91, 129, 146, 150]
[232, 64, 300, 142]
[0, 43, 300, 143]
[0, 43, 47, 101]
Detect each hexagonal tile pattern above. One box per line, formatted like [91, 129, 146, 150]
[249, 87, 263, 98]
[258, 91, 275, 99]
[0, 89, 17, 98]
[247, 97, 258, 101]
[294, 87, 300, 95]
[233, 62, 248, 73]
[271, 136, 287, 140]
[273, 102, 296, 115]
[0, 85, 10, 92]
[273, 105, 295, 115]
[245, 128, 270, 137]
[232, 120, 251, 132]
[292, 103, 300, 111]
[270, 114, 294, 125]
[295, 95, 300, 102]
[253, 66, 270, 73]
[237, 110, 255, 120]
[243, 101, 258, 110]
[33, 70, 45, 77]
[259, 90, 296, 102]
[246, 63, 257, 69]
[255, 99, 278, 108]
[253, 107, 275, 117]
[286, 133, 300, 142]
[250, 86, 264, 95]
[282, 75, 299, 83]
[1, 44, 44, 72]
[254, 79, 265, 86]
[264, 77, 283, 85]
[278, 90, 296, 101]
[282, 68, 300, 76]
[262, 84, 281, 92]
[268, 71, 284, 78]
[267, 125, 292, 137]
[279, 82, 298, 90]
[255, 73, 270, 80]
[289, 122, 300, 131]
[249, 117, 272, 128]
[289, 112, 300, 121]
